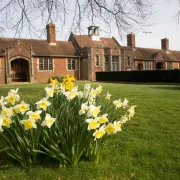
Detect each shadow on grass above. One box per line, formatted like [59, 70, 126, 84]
[149, 86, 180, 90]
[0, 152, 59, 170]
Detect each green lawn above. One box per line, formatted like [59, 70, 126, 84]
[0, 82, 180, 180]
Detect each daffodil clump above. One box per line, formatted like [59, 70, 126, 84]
[0, 75, 136, 167]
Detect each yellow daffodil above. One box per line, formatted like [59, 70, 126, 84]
[21, 119, 37, 130]
[87, 105, 101, 118]
[79, 103, 89, 115]
[36, 98, 51, 110]
[98, 114, 108, 124]
[18, 101, 30, 115]
[26, 110, 42, 121]
[105, 92, 112, 100]
[113, 99, 123, 109]
[41, 113, 56, 128]
[86, 118, 100, 130]
[50, 78, 58, 88]
[105, 123, 116, 134]
[45, 87, 54, 97]
[93, 126, 105, 140]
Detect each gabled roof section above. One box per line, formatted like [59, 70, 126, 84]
[0, 38, 78, 57]
[72, 34, 120, 48]
[135, 47, 180, 60]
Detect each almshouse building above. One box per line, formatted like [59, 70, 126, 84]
[0, 23, 180, 83]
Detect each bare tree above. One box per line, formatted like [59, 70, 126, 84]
[173, 0, 180, 27]
[0, 0, 154, 38]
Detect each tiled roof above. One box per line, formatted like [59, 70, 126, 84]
[0, 38, 78, 57]
[73, 34, 120, 48]
[135, 47, 180, 60]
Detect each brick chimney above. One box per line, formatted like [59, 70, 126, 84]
[161, 38, 169, 50]
[46, 23, 56, 45]
[127, 33, 135, 48]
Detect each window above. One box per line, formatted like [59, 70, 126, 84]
[127, 57, 131, 67]
[104, 56, 110, 71]
[167, 62, 173, 70]
[95, 55, 100, 67]
[144, 61, 152, 70]
[137, 63, 143, 70]
[39, 57, 53, 71]
[112, 56, 119, 71]
[67, 58, 75, 70]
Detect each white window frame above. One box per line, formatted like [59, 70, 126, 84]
[67, 58, 75, 71]
[112, 56, 119, 71]
[144, 61, 152, 70]
[167, 61, 173, 70]
[39, 57, 53, 71]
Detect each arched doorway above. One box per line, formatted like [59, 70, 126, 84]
[156, 62, 163, 70]
[11, 58, 29, 82]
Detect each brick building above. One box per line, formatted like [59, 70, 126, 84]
[0, 23, 180, 83]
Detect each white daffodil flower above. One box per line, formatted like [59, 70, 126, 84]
[105, 92, 112, 100]
[120, 115, 128, 124]
[21, 119, 37, 130]
[86, 118, 100, 130]
[1, 106, 13, 117]
[18, 101, 30, 115]
[87, 105, 101, 118]
[26, 110, 42, 121]
[41, 113, 56, 128]
[113, 99, 123, 109]
[36, 98, 51, 110]
[79, 103, 89, 115]
[96, 85, 103, 95]
[45, 87, 54, 98]
[0, 115, 12, 127]
[122, 98, 129, 108]
[97, 114, 109, 124]
[93, 125, 105, 140]
[0, 96, 7, 106]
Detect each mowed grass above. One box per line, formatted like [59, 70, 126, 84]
[0, 82, 180, 180]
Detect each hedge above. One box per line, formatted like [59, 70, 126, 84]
[96, 70, 180, 82]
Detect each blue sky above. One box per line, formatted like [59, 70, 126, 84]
[2, 0, 180, 50]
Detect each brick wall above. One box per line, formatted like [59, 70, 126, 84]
[81, 58, 88, 80]
[33, 57, 79, 82]
[91, 48, 104, 81]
